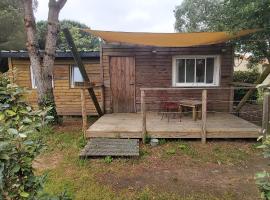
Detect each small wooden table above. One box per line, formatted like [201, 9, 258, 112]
[179, 100, 202, 121]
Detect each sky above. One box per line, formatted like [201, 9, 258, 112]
[35, 0, 182, 33]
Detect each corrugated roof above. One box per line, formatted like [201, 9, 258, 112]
[82, 29, 258, 47]
[0, 50, 100, 58]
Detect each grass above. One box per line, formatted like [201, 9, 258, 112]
[37, 127, 260, 200]
[158, 139, 255, 165]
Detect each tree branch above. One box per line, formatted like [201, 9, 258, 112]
[48, 0, 67, 11]
[56, 0, 67, 10]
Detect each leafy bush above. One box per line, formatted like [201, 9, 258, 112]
[233, 70, 260, 102]
[104, 156, 113, 164]
[0, 75, 70, 199]
[256, 136, 270, 200]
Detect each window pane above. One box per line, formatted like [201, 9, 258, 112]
[196, 59, 205, 83]
[73, 66, 83, 82]
[176, 59, 185, 83]
[186, 59, 195, 83]
[206, 58, 214, 83]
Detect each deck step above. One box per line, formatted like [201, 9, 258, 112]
[79, 138, 139, 157]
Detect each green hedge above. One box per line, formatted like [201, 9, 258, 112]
[233, 70, 260, 102]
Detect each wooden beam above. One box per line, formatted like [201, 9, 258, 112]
[201, 90, 207, 144]
[63, 28, 103, 116]
[141, 90, 146, 143]
[140, 87, 255, 91]
[235, 65, 270, 112]
[99, 43, 105, 113]
[80, 88, 87, 138]
[262, 90, 270, 138]
[231, 82, 257, 87]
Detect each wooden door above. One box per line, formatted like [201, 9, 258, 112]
[110, 57, 135, 113]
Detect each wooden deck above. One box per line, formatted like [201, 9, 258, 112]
[86, 112, 260, 139]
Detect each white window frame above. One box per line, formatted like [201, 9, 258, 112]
[172, 55, 221, 87]
[30, 65, 54, 89]
[70, 65, 84, 88]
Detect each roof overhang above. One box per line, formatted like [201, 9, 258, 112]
[0, 50, 100, 58]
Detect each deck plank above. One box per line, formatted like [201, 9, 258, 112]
[86, 112, 260, 139]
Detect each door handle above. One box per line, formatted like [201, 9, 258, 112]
[130, 83, 135, 85]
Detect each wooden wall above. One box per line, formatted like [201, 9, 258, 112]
[8, 58, 102, 116]
[101, 44, 234, 113]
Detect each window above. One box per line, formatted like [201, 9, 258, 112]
[70, 65, 84, 87]
[172, 55, 220, 87]
[30, 65, 54, 89]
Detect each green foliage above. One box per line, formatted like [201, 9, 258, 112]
[166, 148, 176, 155]
[139, 149, 149, 157]
[77, 135, 87, 149]
[143, 133, 151, 144]
[233, 70, 260, 102]
[158, 139, 166, 145]
[0, 0, 25, 50]
[178, 142, 198, 158]
[39, 92, 59, 124]
[256, 136, 270, 200]
[104, 156, 113, 164]
[38, 191, 72, 200]
[256, 171, 270, 200]
[174, 0, 222, 32]
[0, 75, 70, 199]
[37, 20, 100, 51]
[174, 0, 270, 66]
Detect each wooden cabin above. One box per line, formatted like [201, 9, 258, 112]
[1, 29, 260, 140]
[82, 30, 260, 140]
[101, 43, 234, 113]
[2, 50, 102, 116]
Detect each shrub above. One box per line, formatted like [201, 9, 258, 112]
[233, 70, 260, 102]
[0, 75, 70, 199]
[256, 136, 270, 200]
[104, 156, 113, 164]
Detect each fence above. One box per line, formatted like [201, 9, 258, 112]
[140, 86, 267, 143]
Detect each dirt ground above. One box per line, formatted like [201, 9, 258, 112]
[96, 143, 267, 200]
[36, 120, 269, 200]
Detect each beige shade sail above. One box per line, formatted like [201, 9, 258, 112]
[82, 29, 258, 47]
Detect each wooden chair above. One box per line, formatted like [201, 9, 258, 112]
[158, 92, 181, 122]
[160, 102, 180, 122]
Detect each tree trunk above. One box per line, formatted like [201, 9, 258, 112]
[22, 0, 45, 102]
[22, 0, 66, 120]
[41, 0, 67, 103]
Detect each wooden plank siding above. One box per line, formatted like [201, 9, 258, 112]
[101, 44, 234, 113]
[8, 58, 102, 116]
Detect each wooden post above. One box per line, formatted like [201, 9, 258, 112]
[141, 90, 146, 143]
[81, 88, 87, 138]
[229, 86, 234, 113]
[63, 28, 103, 117]
[100, 85, 105, 113]
[201, 90, 207, 144]
[262, 90, 270, 138]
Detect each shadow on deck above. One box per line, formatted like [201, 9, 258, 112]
[86, 112, 260, 139]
